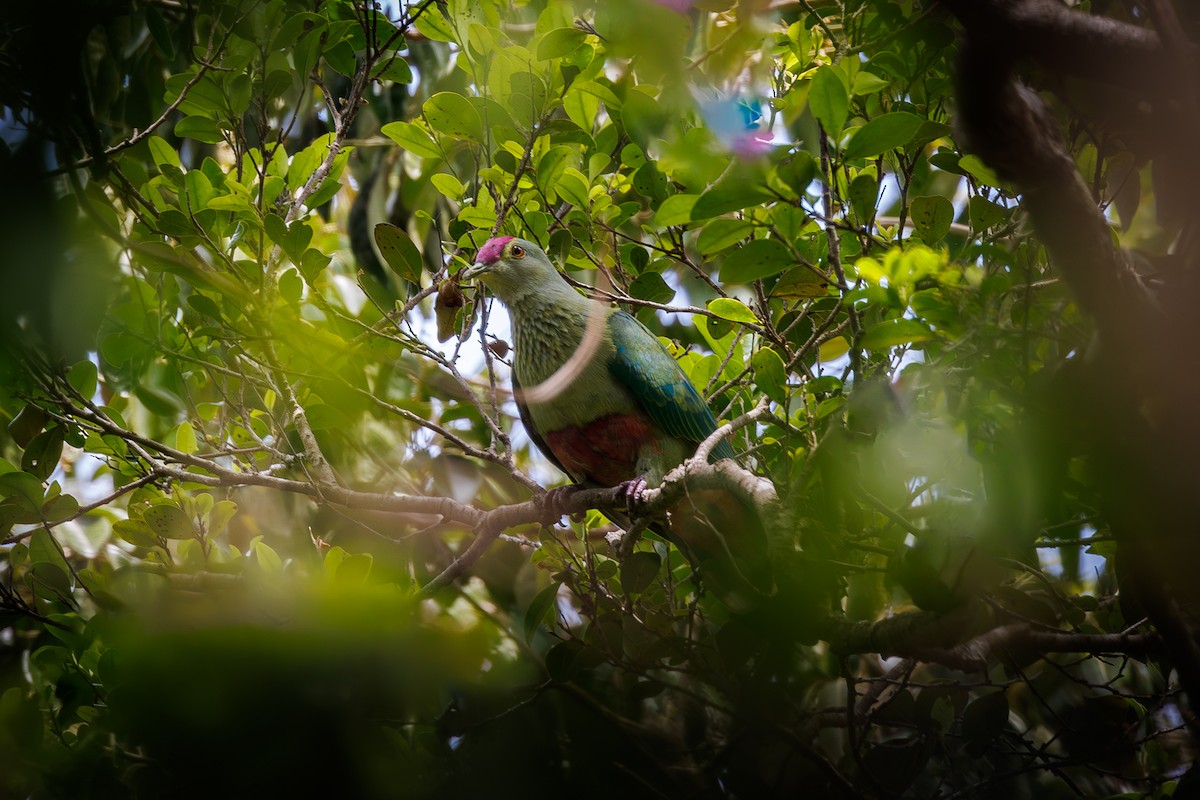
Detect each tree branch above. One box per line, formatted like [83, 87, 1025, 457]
[820, 612, 1161, 671]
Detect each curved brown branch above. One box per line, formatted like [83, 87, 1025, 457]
[939, 0, 1200, 717]
[820, 612, 1161, 672]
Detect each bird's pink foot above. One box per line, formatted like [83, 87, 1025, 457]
[543, 484, 582, 522]
[617, 476, 649, 515]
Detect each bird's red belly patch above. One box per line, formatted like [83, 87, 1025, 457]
[544, 414, 659, 487]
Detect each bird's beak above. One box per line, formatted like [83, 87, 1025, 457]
[461, 262, 488, 281]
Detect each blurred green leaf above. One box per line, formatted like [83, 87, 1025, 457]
[620, 552, 661, 595]
[538, 28, 588, 60]
[860, 318, 935, 350]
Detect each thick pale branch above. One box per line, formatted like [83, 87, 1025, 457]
[692, 396, 770, 464]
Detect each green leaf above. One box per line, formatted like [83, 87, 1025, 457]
[620, 89, 667, 150]
[849, 173, 878, 221]
[752, 347, 788, 404]
[628, 272, 675, 304]
[323, 545, 348, 578]
[304, 403, 352, 431]
[809, 66, 849, 136]
[29, 528, 66, 569]
[207, 500, 238, 538]
[852, 71, 890, 95]
[145, 5, 175, 58]
[620, 552, 661, 595]
[147, 135, 181, 170]
[207, 194, 258, 214]
[860, 318, 935, 350]
[113, 518, 160, 548]
[962, 690, 1009, 744]
[175, 422, 198, 455]
[523, 582, 560, 641]
[22, 427, 64, 480]
[545, 639, 584, 683]
[632, 162, 667, 202]
[720, 239, 792, 284]
[423, 92, 484, 141]
[653, 194, 697, 227]
[334, 553, 373, 584]
[303, 147, 351, 208]
[816, 395, 846, 419]
[7, 405, 46, 448]
[0, 687, 44, 749]
[538, 28, 588, 60]
[696, 219, 752, 255]
[969, 195, 1009, 231]
[67, 360, 98, 400]
[818, 335, 849, 362]
[374, 55, 413, 84]
[693, 182, 774, 220]
[844, 112, 925, 161]
[413, 5, 456, 41]
[143, 504, 195, 539]
[431, 173, 465, 200]
[537, 145, 577, 193]
[381, 121, 442, 159]
[772, 267, 831, 299]
[706, 298, 758, 325]
[374, 224, 425, 285]
[0, 471, 46, 511]
[910, 195, 954, 243]
[300, 249, 332, 282]
[174, 115, 224, 144]
[959, 154, 1002, 187]
[42, 493, 78, 524]
[134, 384, 184, 416]
[555, 170, 590, 208]
[253, 539, 283, 572]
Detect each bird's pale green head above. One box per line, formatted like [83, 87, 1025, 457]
[462, 236, 562, 304]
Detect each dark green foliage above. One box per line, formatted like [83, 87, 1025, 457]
[0, 0, 1195, 797]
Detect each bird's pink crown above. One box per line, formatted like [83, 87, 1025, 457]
[476, 236, 514, 265]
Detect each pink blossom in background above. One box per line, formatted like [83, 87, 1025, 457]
[729, 130, 776, 158]
[698, 94, 777, 159]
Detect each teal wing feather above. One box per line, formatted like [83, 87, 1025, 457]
[606, 310, 735, 462]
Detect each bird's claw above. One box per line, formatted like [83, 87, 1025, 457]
[617, 476, 649, 516]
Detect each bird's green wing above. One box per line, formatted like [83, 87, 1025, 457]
[511, 368, 574, 478]
[606, 310, 735, 462]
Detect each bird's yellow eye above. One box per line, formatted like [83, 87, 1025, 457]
[510, 245, 525, 258]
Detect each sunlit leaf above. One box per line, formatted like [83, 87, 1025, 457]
[809, 66, 849, 136]
[844, 112, 925, 161]
[706, 298, 758, 325]
[860, 318, 936, 350]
